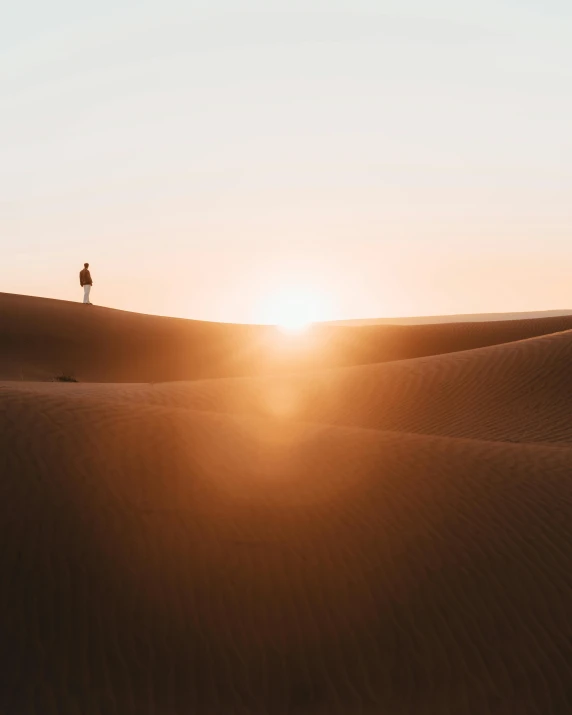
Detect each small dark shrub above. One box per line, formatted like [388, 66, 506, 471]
[53, 375, 78, 383]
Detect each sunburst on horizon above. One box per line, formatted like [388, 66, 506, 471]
[260, 287, 330, 333]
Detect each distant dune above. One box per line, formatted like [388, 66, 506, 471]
[325, 309, 572, 326]
[2, 292, 572, 714]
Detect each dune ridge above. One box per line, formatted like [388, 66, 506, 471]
[326, 309, 572, 326]
[1, 293, 572, 713]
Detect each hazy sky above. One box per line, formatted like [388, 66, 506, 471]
[2, 0, 571, 322]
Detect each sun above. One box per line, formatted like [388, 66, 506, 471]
[261, 288, 327, 331]
[278, 313, 311, 333]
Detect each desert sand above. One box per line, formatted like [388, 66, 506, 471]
[1, 292, 572, 714]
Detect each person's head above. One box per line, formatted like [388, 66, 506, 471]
[84, 263, 89, 268]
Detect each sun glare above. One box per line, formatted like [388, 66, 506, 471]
[261, 289, 328, 332]
[278, 320, 309, 334]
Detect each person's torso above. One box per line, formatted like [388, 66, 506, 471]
[80, 269, 92, 284]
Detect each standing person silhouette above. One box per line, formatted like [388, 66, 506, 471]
[79, 263, 93, 305]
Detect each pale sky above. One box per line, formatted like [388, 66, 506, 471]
[2, 0, 571, 323]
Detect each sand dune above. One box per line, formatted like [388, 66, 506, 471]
[4, 292, 572, 381]
[326, 309, 572, 326]
[18, 326, 572, 444]
[2, 293, 572, 713]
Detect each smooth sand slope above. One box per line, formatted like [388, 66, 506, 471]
[2, 294, 572, 714]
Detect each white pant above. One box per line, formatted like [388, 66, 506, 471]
[83, 285, 92, 304]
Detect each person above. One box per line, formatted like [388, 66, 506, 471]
[79, 263, 93, 304]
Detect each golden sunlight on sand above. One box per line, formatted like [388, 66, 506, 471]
[3, 293, 572, 713]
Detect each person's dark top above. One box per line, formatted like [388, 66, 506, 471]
[79, 268, 92, 286]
